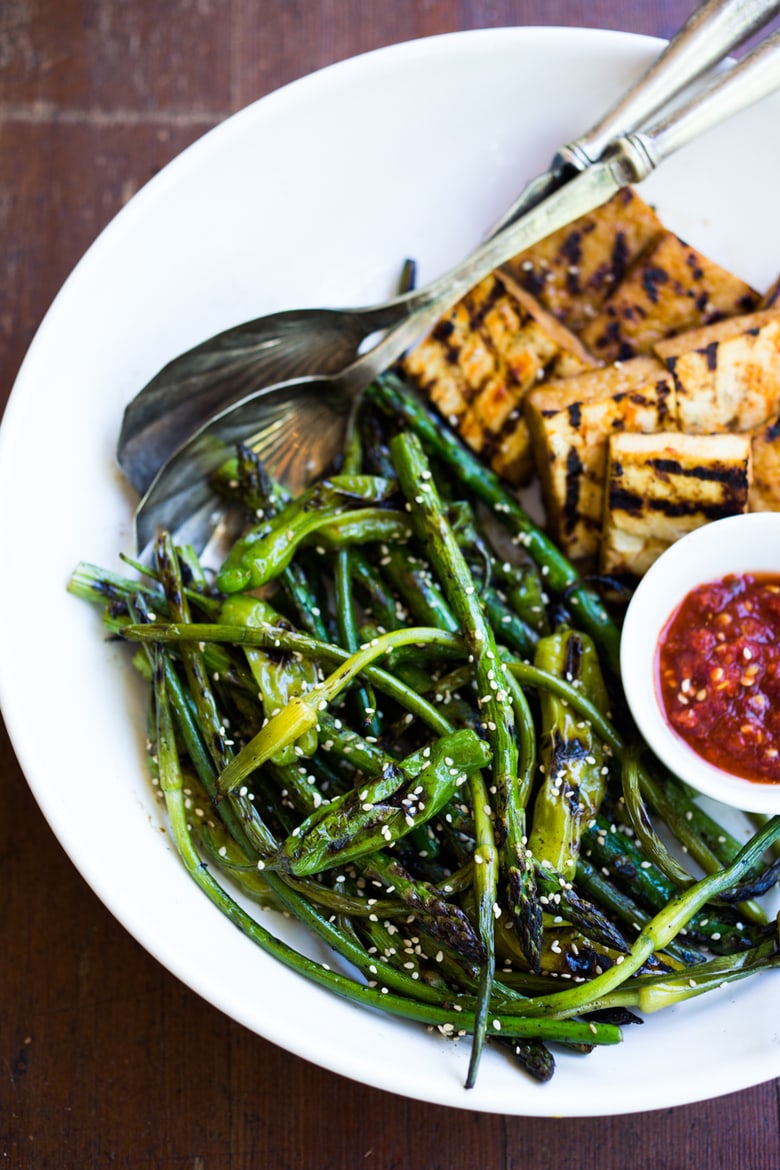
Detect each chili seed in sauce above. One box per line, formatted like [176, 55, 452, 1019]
[657, 573, 780, 784]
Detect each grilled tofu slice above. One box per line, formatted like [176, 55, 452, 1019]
[655, 309, 780, 433]
[750, 414, 780, 511]
[601, 431, 751, 577]
[401, 271, 595, 484]
[525, 357, 676, 562]
[579, 232, 759, 362]
[503, 187, 664, 332]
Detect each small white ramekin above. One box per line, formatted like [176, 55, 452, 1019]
[621, 512, 780, 814]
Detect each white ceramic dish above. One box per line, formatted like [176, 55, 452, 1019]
[622, 513, 780, 815]
[2, 27, 780, 1117]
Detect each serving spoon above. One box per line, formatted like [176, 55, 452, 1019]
[118, 0, 780, 500]
[134, 21, 780, 554]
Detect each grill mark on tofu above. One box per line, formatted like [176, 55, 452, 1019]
[504, 188, 664, 331]
[401, 272, 595, 484]
[580, 232, 759, 361]
[562, 230, 583, 294]
[654, 379, 674, 426]
[434, 318, 456, 342]
[600, 432, 751, 576]
[464, 276, 506, 332]
[656, 309, 780, 432]
[704, 340, 719, 371]
[641, 266, 669, 304]
[648, 457, 749, 492]
[524, 356, 675, 561]
[523, 267, 547, 299]
[431, 319, 462, 368]
[611, 231, 630, 286]
[611, 471, 746, 516]
[609, 486, 746, 522]
[563, 447, 585, 535]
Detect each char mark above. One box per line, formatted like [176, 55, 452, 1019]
[562, 448, 584, 535]
[610, 230, 629, 286]
[649, 458, 747, 489]
[703, 340, 719, 371]
[641, 265, 669, 305]
[466, 277, 507, 332]
[611, 486, 745, 520]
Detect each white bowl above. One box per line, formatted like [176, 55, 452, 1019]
[621, 512, 780, 814]
[3, 26, 780, 1118]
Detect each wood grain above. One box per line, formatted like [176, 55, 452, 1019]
[2, 2, 779, 1166]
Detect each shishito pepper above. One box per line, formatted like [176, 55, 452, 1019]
[216, 474, 410, 592]
[273, 728, 491, 876]
[528, 627, 610, 880]
[219, 594, 319, 765]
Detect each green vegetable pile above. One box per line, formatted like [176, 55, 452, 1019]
[70, 374, 780, 1087]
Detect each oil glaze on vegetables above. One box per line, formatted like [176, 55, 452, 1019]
[70, 375, 780, 1089]
[657, 573, 780, 783]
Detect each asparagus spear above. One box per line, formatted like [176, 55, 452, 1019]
[508, 816, 780, 1021]
[389, 429, 543, 1085]
[367, 375, 621, 673]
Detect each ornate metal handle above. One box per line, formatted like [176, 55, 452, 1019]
[563, 0, 780, 168]
[622, 24, 780, 172]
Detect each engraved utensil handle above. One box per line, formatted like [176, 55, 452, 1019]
[625, 24, 780, 170]
[491, 0, 780, 233]
[563, 0, 780, 168]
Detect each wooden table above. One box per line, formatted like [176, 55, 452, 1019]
[2, 2, 779, 1165]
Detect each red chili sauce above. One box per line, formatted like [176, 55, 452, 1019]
[657, 573, 780, 784]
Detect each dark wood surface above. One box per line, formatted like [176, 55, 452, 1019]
[2, 3, 780, 1166]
